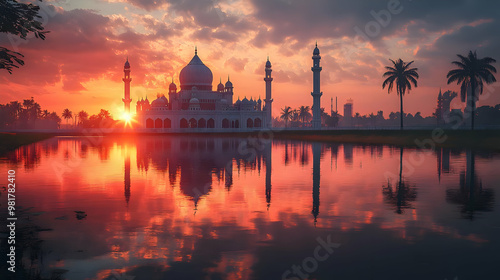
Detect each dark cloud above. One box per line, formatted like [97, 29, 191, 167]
[248, 0, 500, 49]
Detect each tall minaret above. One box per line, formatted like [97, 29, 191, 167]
[264, 57, 273, 128]
[123, 58, 132, 114]
[311, 43, 323, 129]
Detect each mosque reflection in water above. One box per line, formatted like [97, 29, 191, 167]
[1, 136, 499, 280]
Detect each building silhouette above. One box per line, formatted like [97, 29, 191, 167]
[132, 48, 272, 130]
[311, 43, 323, 129]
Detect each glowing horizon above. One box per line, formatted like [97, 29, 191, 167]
[1, 0, 499, 120]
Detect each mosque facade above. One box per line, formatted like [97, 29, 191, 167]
[124, 48, 273, 130]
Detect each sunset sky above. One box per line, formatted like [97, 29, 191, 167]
[1, 0, 499, 119]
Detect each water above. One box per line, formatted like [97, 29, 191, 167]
[1, 136, 499, 280]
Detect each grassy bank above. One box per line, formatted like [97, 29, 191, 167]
[272, 129, 500, 151]
[0, 133, 54, 155]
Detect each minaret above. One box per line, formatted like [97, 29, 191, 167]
[264, 57, 273, 128]
[311, 43, 323, 129]
[123, 58, 132, 114]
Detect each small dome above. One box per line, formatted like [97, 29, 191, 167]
[124, 59, 130, 69]
[190, 98, 200, 103]
[169, 81, 177, 91]
[160, 95, 168, 103]
[151, 97, 166, 107]
[225, 80, 233, 88]
[266, 59, 272, 68]
[313, 43, 320, 55]
[217, 79, 225, 91]
[235, 99, 241, 105]
[242, 97, 249, 103]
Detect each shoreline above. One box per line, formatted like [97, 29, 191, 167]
[0, 133, 54, 155]
[1, 129, 499, 152]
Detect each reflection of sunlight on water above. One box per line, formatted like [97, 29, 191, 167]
[2, 137, 499, 279]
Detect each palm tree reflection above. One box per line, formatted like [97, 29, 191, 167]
[382, 148, 417, 214]
[446, 150, 495, 220]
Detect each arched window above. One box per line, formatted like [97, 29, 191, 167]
[155, 118, 163, 128]
[180, 118, 188, 128]
[235, 120, 239, 128]
[222, 118, 230, 128]
[254, 118, 262, 128]
[146, 118, 154, 128]
[164, 118, 171, 128]
[189, 118, 197, 128]
[198, 118, 206, 128]
[247, 118, 254, 128]
[207, 118, 215, 128]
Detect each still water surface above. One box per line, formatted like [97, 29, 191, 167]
[1, 136, 499, 280]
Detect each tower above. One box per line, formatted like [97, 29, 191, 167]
[264, 57, 273, 127]
[311, 43, 323, 129]
[123, 58, 132, 114]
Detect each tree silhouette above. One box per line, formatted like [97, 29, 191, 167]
[298, 106, 311, 127]
[77, 110, 89, 126]
[62, 108, 72, 127]
[447, 51, 497, 130]
[280, 106, 292, 128]
[382, 59, 419, 129]
[0, 0, 48, 73]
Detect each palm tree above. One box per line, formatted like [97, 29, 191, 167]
[41, 109, 50, 119]
[298, 106, 311, 127]
[62, 108, 72, 127]
[446, 51, 497, 130]
[280, 106, 292, 128]
[382, 59, 419, 129]
[77, 110, 88, 126]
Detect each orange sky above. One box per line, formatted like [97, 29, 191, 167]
[1, 0, 499, 119]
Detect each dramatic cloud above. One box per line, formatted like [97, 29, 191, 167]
[1, 0, 499, 117]
[225, 57, 249, 72]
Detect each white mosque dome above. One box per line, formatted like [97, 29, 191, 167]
[189, 98, 200, 103]
[179, 50, 213, 90]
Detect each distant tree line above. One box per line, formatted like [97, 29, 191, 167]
[0, 97, 60, 129]
[0, 98, 118, 129]
[275, 104, 500, 128]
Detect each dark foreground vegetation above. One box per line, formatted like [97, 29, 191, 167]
[0, 133, 53, 155]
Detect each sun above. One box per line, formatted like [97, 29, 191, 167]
[120, 112, 136, 127]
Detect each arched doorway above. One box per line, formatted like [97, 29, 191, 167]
[180, 118, 188, 128]
[198, 118, 206, 128]
[155, 118, 162, 128]
[189, 118, 197, 128]
[247, 118, 254, 128]
[254, 118, 262, 128]
[222, 118, 230, 128]
[146, 118, 154, 128]
[235, 120, 239, 128]
[207, 118, 215, 128]
[164, 118, 171, 128]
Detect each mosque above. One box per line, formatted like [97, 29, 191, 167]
[123, 44, 323, 130]
[123, 48, 274, 130]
